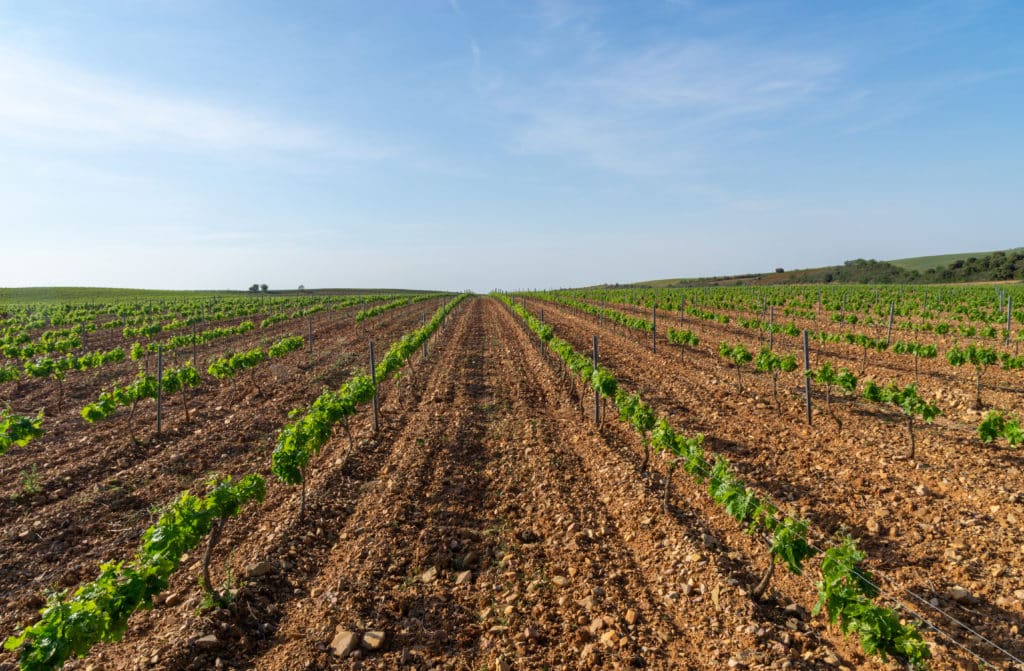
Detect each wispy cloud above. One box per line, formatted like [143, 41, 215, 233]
[494, 33, 840, 175]
[0, 46, 386, 159]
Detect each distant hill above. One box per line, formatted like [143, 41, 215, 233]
[626, 248, 1024, 287]
[887, 248, 1024, 273]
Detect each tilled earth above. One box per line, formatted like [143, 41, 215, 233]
[0, 297, 1020, 670]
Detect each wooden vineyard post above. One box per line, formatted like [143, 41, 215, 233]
[369, 341, 379, 433]
[769, 304, 774, 351]
[802, 330, 812, 426]
[679, 297, 684, 325]
[593, 336, 600, 425]
[80, 323, 87, 355]
[1007, 296, 1013, 346]
[652, 306, 657, 353]
[540, 308, 545, 325]
[886, 302, 894, 347]
[156, 345, 163, 437]
[192, 322, 198, 370]
[307, 315, 313, 356]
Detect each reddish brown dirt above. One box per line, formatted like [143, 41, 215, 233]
[533, 296, 1024, 670]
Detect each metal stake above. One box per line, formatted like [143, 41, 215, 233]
[802, 331, 812, 426]
[370, 341, 379, 433]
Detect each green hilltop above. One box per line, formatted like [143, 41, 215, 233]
[627, 248, 1024, 288]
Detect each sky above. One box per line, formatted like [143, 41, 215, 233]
[1, 1, 1022, 292]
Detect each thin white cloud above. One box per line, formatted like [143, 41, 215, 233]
[496, 38, 840, 175]
[0, 46, 381, 158]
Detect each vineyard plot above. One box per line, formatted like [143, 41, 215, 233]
[2, 295, 1021, 670]
[527, 295, 1024, 669]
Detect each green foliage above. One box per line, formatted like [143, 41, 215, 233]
[755, 348, 797, 374]
[0, 409, 45, 455]
[946, 343, 997, 369]
[4, 474, 266, 671]
[160, 364, 200, 395]
[80, 365, 198, 423]
[268, 335, 305, 358]
[591, 367, 618, 398]
[861, 381, 941, 423]
[770, 518, 817, 575]
[207, 348, 267, 379]
[718, 342, 753, 366]
[998, 352, 1024, 370]
[807, 362, 858, 393]
[977, 410, 1023, 448]
[892, 341, 937, 358]
[356, 298, 409, 322]
[615, 391, 655, 436]
[813, 536, 930, 669]
[666, 328, 699, 347]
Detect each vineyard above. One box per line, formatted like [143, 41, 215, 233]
[0, 286, 1022, 670]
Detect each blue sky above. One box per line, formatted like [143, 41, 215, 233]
[1, 1, 1021, 291]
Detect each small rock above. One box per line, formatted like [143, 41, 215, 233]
[947, 587, 976, 605]
[495, 657, 511, 671]
[362, 630, 385, 651]
[330, 629, 358, 658]
[624, 608, 638, 626]
[518, 529, 540, 543]
[194, 634, 219, 651]
[455, 570, 472, 585]
[245, 562, 274, 578]
[163, 593, 182, 608]
[783, 603, 807, 620]
[420, 567, 438, 583]
[551, 575, 568, 587]
[600, 630, 619, 647]
[577, 595, 596, 610]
